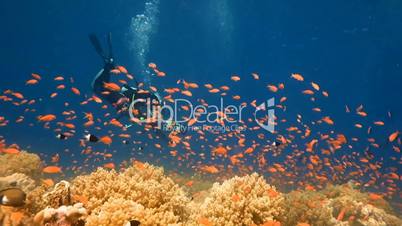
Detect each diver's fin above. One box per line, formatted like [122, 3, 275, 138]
[107, 32, 114, 59]
[89, 33, 106, 59]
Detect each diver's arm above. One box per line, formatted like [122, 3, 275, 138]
[91, 68, 107, 92]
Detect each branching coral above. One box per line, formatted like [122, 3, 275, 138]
[71, 162, 191, 225]
[190, 173, 284, 226]
[0, 152, 42, 179]
[0, 173, 36, 193]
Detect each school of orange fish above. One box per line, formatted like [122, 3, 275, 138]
[0, 63, 400, 204]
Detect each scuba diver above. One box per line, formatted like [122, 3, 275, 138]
[89, 33, 181, 137]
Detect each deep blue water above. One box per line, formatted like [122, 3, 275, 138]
[0, 0, 401, 185]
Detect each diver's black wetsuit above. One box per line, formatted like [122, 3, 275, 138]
[90, 33, 134, 105]
[89, 33, 162, 122]
[92, 60, 123, 104]
[89, 33, 183, 139]
[89, 33, 139, 119]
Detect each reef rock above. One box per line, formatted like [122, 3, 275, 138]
[33, 202, 87, 226]
[0, 151, 42, 179]
[0, 173, 36, 193]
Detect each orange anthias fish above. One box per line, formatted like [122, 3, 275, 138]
[267, 85, 278, 93]
[110, 119, 123, 128]
[42, 179, 55, 187]
[181, 90, 193, 97]
[38, 114, 56, 122]
[311, 82, 320, 91]
[208, 88, 220, 93]
[99, 136, 113, 145]
[54, 76, 64, 81]
[31, 73, 41, 80]
[25, 79, 38, 85]
[213, 146, 228, 155]
[185, 180, 194, 187]
[148, 62, 157, 69]
[2, 147, 20, 154]
[291, 73, 304, 81]
[251, 73, 260, 80]
[321, 116, 334, 125]
[103, 162, 115, 169]
[231, 75, 241, 81]
[156, 71, 166, 77]
[116, 65, 128, 74]
[103, 82, 121, 92]
[388, 131, 399, 142]
[12, 92, 24, 99]
[42, 166, 62, 174]
[201, 165, 219, 174]
[71, 87, 81, 95]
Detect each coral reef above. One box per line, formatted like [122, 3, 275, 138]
[25, 180, 72, 215]
[25, 185, 49, 214]
[327, 190, 402, 226]
[0, 150, 401, 226]
[71, 162, 191, 225]
[0, 173, 36, 193]
[42, 180, 72, 208]
[278, 190, 337, 226]
[278, 184, 402, 226]
[322, 184, 394, 215]
[356, 203, 402, 226]
[189, 173, 284, 226]
[0, 152, 42, 179]
[84, 197, 183, 226]
[0, 206, 33, 226]
[84, 198, 146, 226]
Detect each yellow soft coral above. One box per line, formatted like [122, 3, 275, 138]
[190, 173, 284, 226]
[71, 162, 190, 225]
[0, 151, 42, 179]
[85, 198, 146, 226]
